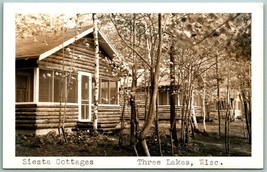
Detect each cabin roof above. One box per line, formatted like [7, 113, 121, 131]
[16, 27, 118, 60]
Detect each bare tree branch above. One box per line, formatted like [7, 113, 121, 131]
[110, 14, 152, 69]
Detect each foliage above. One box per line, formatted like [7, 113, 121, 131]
[16, 13, 92, 40]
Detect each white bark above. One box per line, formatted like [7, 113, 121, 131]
[191, 90, 198, 130]
[202, 74, 207, 132]
[93, 13, 99, 131]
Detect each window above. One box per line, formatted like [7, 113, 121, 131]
[158, 90, 179, 105]
[158, 91, 169, 105]
[91, 79, 118, 105]
[109, 81, 118, 104]
[39, 69, 78, 103]
[194, 94, 202, 106]
[100, 79, 109, 104]
[68, 75, 78, 103]
[16, 69, 33, 102]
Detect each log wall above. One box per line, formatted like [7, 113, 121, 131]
[16, 103, 121, 135]
[16, 104, 78, 135]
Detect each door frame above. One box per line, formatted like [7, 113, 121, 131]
[78, 71, 92, 122]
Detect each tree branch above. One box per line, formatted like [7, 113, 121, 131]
[191, 13, 241, 48]
[110, 14, 152, 69]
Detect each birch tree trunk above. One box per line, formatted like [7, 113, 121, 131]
[202, 74, 207, 132]
[191, 89, 199, 132]
[119, 76, 128, 147]
[169, 45, 178, 144]
[92, 13, 99, 133]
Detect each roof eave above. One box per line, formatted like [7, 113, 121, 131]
[37, 28, 119, 62]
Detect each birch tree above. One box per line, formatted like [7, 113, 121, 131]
[92, 13, 99, 133]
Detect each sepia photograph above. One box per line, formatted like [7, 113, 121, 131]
[3, 3, 263, 169]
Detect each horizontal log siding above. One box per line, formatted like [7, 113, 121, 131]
[38, 40, 116, 79]
[16, 104, 78, 131]
[122, 105, 202, 121]
[77, 105, 121, 131]
[97, 105, 121, 124]
[16, 104, 121, 134]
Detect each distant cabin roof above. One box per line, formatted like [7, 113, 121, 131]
[16, 27, 118, 60]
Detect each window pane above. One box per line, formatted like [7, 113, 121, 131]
[81, 104, 90, 120]
[159, 91, 168, 105]
[100, 79, 109, 104]
[81, 75, 89, 100]
[110, 81, 117, 104]
[68, 75, 78, 103]
[39, 69, 53, 102]
[81, 75, 90, 120]
[16, 69, 33, 102]
[54, 72, 64, 102]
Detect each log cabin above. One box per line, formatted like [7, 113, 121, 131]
[121, 73, 204, 121]
[16, 27, 121, 135]
[121, 71, 242, 122]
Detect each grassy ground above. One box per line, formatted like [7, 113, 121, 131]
[16, 119, 251, 156]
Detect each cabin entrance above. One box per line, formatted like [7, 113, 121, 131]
[78, 72, 92, 121]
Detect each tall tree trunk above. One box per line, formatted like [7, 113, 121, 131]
[185, 67, 193, 142]
[202, 74, 207, 132]
[139, 13, 163, 156]
[130, 13, 138, 146]
[169, 45, 178, 144]
[241, 89, 251, 144]
[130, 81, 137, 145]
[180, 90, 186, 145]
[155, 97, 163, 156]
[225, 59, 231, 155]
[119, 76, 128, 147]
[191, 88, 199, 132]
[92, 13, 99, 133]
[144, 71, 149, 122]
[216, 55, 221, 137]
